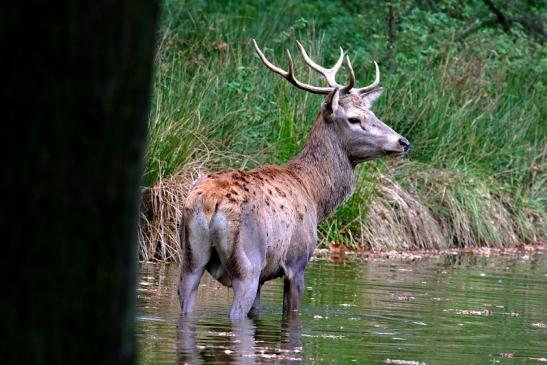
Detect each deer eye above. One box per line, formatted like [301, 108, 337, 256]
[348, 118, 360, 124]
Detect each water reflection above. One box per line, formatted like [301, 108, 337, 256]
[138, 251, 547, 364]
[176, 314, 302, 364]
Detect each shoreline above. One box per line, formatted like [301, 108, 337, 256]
[139, 243, 545, 264]
[312, 242, 546, 262]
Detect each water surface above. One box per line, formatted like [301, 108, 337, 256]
[137, 251, 547, 364]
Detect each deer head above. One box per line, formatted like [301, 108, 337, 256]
[252, 39, 409, 165]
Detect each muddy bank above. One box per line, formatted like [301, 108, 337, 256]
[314, 243, 546, 262]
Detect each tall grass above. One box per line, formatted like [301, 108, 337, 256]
[140, 0, 546, 261]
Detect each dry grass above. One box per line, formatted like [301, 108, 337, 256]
[362, 174, 445, 251]
[139, 161, 545, 262]
[138, 162, 206, 262]
[319, 160, 545, 254]
[377, 162, 544, 249]
[401, 164, 539, 248]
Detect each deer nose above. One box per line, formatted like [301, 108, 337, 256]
[398, 137, 410, 152]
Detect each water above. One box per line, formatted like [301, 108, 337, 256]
[137, 251, 547, 364]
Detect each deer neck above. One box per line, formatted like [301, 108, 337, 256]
[286, 115, 356, 222]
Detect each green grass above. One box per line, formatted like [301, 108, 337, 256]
[140, 0, 546, 260]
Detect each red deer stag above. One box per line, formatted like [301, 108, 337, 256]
[179, 39, 410, 319]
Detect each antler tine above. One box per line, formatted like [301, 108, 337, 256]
[355, 61, 380, 94]
[295, 40, 345, 88]
[341, 55, 355, 92]
[252, 39, 288, 77]
[252, 39, 332, 95]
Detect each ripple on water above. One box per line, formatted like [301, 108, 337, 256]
[137, 251, 547, 364]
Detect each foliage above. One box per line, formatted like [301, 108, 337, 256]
[141, 0, 546, 260]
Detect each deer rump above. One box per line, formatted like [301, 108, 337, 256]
[179, 167, 317, 318]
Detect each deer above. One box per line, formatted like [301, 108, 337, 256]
[178, 39, 410, 319]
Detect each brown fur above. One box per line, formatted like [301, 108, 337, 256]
[184, 110, 354, 234]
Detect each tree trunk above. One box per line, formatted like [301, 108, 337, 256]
[2, 1, 159, 364]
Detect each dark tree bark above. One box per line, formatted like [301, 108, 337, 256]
[456, 14, 547, 42]
[483, 0, 511, 32]
[2, 1, 159, 364]
[456, 0, 547, 42]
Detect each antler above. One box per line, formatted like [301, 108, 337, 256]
[252, 39, 379, 95]
[354, 61, 380, 95]
[294, 41, 344, 88]
[295, 40, 357, 93]
[252, 39, 332, 95]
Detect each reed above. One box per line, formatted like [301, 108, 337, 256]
[140, 0, 546, 261]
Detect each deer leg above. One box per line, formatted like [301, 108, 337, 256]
[178, 212, 211, 316]
[230, 275, 260, 320]
[178, 266, 206, 315]
[249, 284, 262, 316]
[283, 277, 290, 310]
[283, 271, 304, 314]
[230, 205, 266, 319]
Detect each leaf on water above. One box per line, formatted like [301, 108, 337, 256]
[445, 308, 492, 316]
[393, 293, 416, 301]
[531, 322, 547, 328]
[320, 334, 344, 339]
[385, 359, 426, 365]
[398, 268, 413, 272]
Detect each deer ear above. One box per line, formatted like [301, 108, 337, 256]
[323, 88, 340, 117]
[361, 87, 384, 108]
